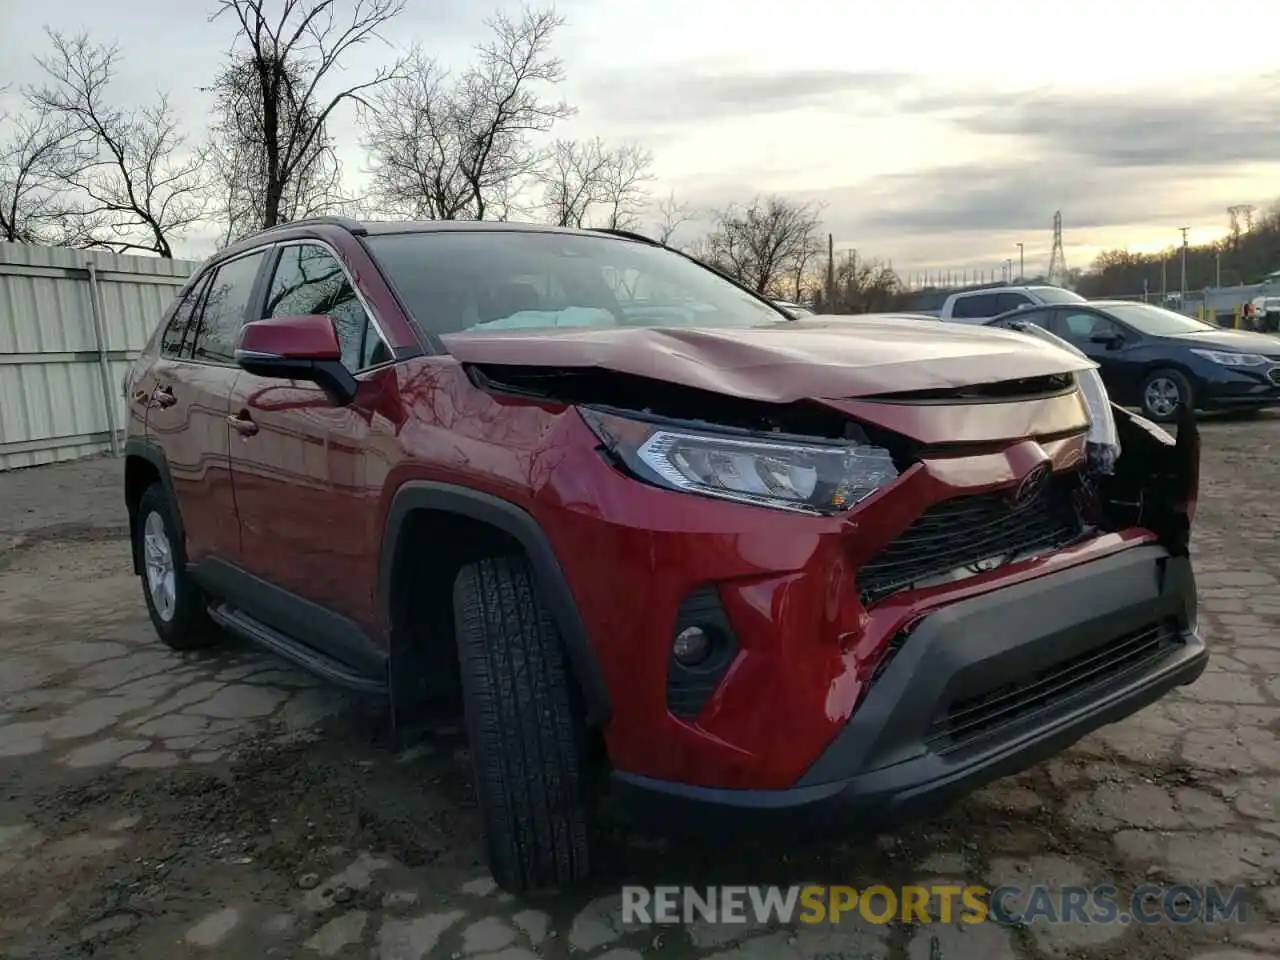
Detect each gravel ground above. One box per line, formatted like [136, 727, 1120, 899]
[1, 418, 1278, 960]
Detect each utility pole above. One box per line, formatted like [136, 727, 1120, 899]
[1005, 258, 1013, 283]
[826, 233, 834, 309]
[1215, 250, 1221, 288]
[1016, 242, 1024, 282]
[1179, 226, 1189, 295]
[1161, 258, 1167, 300]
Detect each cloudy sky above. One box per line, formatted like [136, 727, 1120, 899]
[2, 0, 1277, 276]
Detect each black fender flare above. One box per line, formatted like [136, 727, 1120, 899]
[123, 437, 184, 575]
[379, 481, 612, 728]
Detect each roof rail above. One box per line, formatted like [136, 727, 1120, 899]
[254, 215, 368, 238]
[588, 227, 660, 246]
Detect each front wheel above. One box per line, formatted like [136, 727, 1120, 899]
[452, 555, 593, 893]
[1141, 369, 1194, 423]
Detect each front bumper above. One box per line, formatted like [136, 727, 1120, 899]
[1199, 366, 1280, 410]
[613, 543, 1206, 835]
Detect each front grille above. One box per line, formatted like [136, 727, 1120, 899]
[856, 472, 1085, 606]
[924, 620, 1184, 750]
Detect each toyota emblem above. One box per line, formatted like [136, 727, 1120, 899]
[1010, 462, 1051, 508]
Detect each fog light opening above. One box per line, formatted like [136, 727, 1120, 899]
[672, 625, 713, 666]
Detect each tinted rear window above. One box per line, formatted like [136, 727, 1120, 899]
[951, 294, 998, 318]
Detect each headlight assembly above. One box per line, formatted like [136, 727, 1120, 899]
[580, 408, 898, 515]
[1000, 319, 1120, 473]
[1189, 349, 1268, 367]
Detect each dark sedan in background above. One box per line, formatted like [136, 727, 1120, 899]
[985, 300, 1280, 422]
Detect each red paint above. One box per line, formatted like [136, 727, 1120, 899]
[238, 314, 342, 360]
[125, 221, 1171, 795]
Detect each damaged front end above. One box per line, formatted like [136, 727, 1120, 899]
[1101, 405, 1199, 557]
[1004, 319, 1200, 559]
[465, 322, 1200, 564]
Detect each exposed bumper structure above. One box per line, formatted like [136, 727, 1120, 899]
[614, 543, 1206, 835]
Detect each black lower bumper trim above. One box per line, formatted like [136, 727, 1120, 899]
[614, 544, 1206, 837]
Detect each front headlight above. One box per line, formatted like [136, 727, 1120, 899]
[1189, 349, 1268, 366]
[580, 408, 898, 515]
[1001, 319, 1120, 473]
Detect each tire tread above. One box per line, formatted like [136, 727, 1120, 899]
[453, 555, 591, 892]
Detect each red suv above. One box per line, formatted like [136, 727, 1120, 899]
[124, 216, 1207, 892]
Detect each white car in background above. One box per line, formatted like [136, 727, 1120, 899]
[939, 284, 1087, 323]
[1250, 270, 1280, 330]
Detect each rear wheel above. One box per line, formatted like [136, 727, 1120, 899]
[1141, 368, 1193, 423]
[452, 555, 593, 892]
[136, 484, 219, 651]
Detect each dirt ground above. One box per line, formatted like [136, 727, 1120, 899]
[1, 419, 1278, 960]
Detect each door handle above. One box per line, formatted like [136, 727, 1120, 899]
[226, 413, 258, 437]
[152, 386, 177, 408]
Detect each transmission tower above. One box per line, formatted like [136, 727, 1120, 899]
[1046, 211, 1067, 285]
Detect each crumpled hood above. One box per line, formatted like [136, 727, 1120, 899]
[441, 316, 1097, 403]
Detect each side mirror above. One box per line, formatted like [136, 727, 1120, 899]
[235, 314, 358, 406]
[1089, 330, 1124, 348]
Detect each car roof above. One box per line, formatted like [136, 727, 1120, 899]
[950, 285, 1055, 297]
[209, 216, 655, 266]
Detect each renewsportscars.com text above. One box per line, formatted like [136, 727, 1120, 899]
[621, 884, 1249, 926]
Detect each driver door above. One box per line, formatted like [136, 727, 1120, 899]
[225, 241, 397, 651]
[1048, 310, 1142, 403]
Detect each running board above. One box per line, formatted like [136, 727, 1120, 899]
[208, 602, 388, 696]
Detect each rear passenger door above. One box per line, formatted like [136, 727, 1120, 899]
[145, 249, 269, 564]
[225, 240, 397, 657]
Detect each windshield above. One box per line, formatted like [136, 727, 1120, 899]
[1103, 302, 1217, 335]
[362, 230, 790, 336]
[1030, 286, 1087, 304]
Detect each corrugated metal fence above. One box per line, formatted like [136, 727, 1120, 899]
[0, 242, 199, 471]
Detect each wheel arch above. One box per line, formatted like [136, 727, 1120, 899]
[379, 481, 612, 730]
[124, 438, 183, 575]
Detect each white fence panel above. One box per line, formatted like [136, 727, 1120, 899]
[0, 242, 199, 470]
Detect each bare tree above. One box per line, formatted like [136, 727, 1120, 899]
[537, 137, 653, 229]
[538, 138, 608, 228]
[209, 0, 407, 231]
[204, 49, 349, 243]
[364, 6, 572, 221]
[27, 31, 208, 257]
[596, 142, 653, 231]
[0, 101, 80, 243]
[817, 256, 903, 314]
[653, 191, 694, 245]
[704, 194, 823, 295]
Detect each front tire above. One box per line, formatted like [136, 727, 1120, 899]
[1141, 368, 1194, 423]
[452, 555, 593, 893]
[136, 484, 219, 651]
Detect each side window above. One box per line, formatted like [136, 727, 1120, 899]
[190, 251, 268, 364]
[1050, 311, 1113, 342]
[952, 294, 997, 318]
[265, 244, 389, 370]
[994, 292, 1032, 313]
[159, 275, 210, 359]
